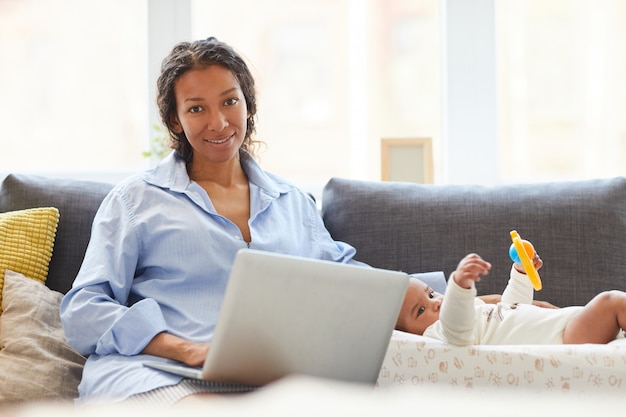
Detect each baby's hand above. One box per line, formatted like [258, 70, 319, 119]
[453, 253, 492, 289]
[513, 253, 543, 274]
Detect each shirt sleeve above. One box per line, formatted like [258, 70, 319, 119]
[60, 187, 168, 356]
[425, 274, 480, 346]
[501, 265, 535, 305]
[302, 190, 366, 266]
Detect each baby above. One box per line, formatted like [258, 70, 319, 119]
[396, 253, 626, 345]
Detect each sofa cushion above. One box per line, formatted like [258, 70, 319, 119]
[410, 271, 447, 294]
[0, 270, 85, 403]
[0, 174, 113, 294]
[0, 207, 59, 312]
[321, 177, 626, 307]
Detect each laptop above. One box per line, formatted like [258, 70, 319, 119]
[143, 249, 409, 388]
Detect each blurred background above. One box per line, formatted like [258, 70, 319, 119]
[1, 0, 625, 196]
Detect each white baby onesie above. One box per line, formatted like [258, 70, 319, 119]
[424, 266, 582, 345]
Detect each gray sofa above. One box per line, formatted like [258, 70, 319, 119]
[0, 174, 113, 405]
[1, 173, 626, 404]
[322, 176, 626, 307]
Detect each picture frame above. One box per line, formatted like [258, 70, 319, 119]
[381, 138, 433, 183]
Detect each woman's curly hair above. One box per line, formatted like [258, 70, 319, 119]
[156, 37, 260, 161]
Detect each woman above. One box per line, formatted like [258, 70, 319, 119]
[60, 37, 361, 405]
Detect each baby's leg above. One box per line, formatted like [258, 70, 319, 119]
[563, 291, 626, 344]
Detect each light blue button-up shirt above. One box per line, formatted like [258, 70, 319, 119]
[60, 150, 362, 403]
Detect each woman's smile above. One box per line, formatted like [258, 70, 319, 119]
[205, 132, 234, 144]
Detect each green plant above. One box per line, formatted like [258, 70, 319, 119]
[142, 123, 170, 160]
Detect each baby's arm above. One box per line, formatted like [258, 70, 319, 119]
[452, 254, 492, 289]
[501, 254, 542, 305]
[434, 254, 491, 345]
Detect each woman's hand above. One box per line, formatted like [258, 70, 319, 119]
[141, 332, 210, 367]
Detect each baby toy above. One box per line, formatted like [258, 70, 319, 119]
[509, 230, 542, 291]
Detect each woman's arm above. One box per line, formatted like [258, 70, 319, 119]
[61, 188, 169, 356]
[478, 294, 501, 304]
[142, 332, 210, 366]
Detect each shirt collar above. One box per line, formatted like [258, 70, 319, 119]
[143, 149, 289, 197]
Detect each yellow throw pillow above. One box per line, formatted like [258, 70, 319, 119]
[0, 207, 59, 314]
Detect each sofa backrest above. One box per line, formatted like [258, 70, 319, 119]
[321, 177, 626, 307]
[0, 174, 113, 294]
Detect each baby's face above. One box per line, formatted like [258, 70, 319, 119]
[396, 278, 444, 335]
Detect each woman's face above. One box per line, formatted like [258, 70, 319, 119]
[171, 65, 249, 166]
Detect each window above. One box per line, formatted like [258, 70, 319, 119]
[7, 1, 619, 188]
[497, 0, 626, 181]
[2, 0, 440, 190]
[0, 0, 147, 178]
[190, 0, 441, 193]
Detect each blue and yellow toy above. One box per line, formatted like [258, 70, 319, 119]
[509, 230, 542, 291]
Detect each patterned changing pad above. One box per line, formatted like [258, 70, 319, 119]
[377, 330, 626, 393]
